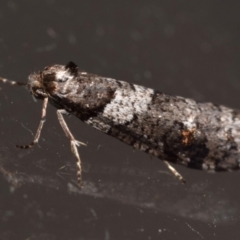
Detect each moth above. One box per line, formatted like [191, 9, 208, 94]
[1, 61, 240, 187]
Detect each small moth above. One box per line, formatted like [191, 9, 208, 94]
[1, 61, 240, 187]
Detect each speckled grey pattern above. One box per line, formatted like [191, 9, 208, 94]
[27, 62, 240, 172]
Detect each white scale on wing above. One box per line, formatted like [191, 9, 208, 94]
[103, 83, 154, 124]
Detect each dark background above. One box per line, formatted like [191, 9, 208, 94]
[0, 0, 240, 239]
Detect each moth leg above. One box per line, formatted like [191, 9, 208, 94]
[163, 160, 186, 184]
[57, 109, 86, 187]
[16, 97, 48, 149]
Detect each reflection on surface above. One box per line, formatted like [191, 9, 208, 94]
[0, 156, 237, 225]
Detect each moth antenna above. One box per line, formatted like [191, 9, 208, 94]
[0, 76, 26, 86]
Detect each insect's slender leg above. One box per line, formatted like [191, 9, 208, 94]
[57, 109, 86, 187]
[163, 160, 186, 184]
[16, 97, 48, 149]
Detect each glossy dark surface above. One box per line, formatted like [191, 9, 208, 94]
[0, 1, 240, 239]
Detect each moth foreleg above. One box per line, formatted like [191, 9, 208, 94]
[16, 97, 48, 149]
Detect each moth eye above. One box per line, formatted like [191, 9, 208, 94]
[43, 73, 56, 82]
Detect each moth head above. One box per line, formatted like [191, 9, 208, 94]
[27, 61, 78, 99]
